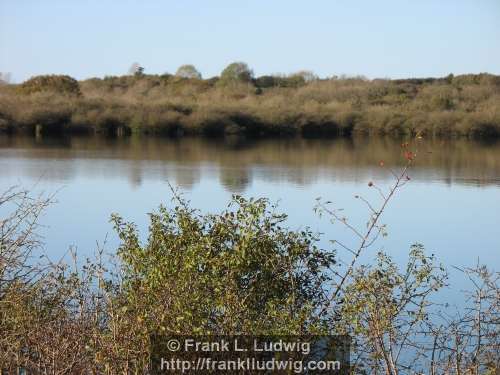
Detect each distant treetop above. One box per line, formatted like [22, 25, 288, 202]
[175, 64, 202, 79]
[220, 62, 253, 84]
[128, 62, 145, 76]
[291, 70, 318, 82]
[0, 72, 12, 84]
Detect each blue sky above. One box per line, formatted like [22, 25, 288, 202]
[1, 0, 499, 82]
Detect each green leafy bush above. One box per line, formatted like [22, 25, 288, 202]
[112, 195, 335, 335]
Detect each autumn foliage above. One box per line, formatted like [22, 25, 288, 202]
[0, 69, 499, 138]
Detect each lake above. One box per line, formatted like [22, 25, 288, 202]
[0, 135, 499, 302]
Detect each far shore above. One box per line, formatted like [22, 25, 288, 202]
[1, 72, 499, 139]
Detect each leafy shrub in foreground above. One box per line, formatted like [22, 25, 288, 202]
[112, 195, 335, 335]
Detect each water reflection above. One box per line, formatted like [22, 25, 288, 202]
[1, 133, 499, 296]
[0, 135, 499, 192]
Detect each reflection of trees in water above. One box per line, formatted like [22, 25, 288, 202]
[126, 163, 202, 190]
[174, 166, 201, 190]
[129, 165, 142, 188]
[1, 135, 500, 187]
[253, 166, 323, 187]
[219, 167, 250, 193]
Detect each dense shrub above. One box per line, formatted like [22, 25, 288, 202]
[1, 72, 500, 138]
[254, 75, 277, 88]
[113, 196, 334, 335]
[18, 75, 81, 96]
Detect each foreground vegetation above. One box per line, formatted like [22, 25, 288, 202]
[1, 145, 498, 374]
[1, 64, 500, 138]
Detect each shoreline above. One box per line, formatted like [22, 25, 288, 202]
[1, 124, 499, 140]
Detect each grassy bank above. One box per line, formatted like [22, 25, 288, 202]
[1, 71, 500, 138]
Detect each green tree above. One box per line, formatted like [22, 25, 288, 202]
[175, 64, 202, 79]
[219, 62, 253, 84]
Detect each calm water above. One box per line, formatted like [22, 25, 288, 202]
[1, 135, 499, 301]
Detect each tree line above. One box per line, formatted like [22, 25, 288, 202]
[0, 62, 499, 138]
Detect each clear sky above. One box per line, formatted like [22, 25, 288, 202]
[1, 0, 499, 82]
